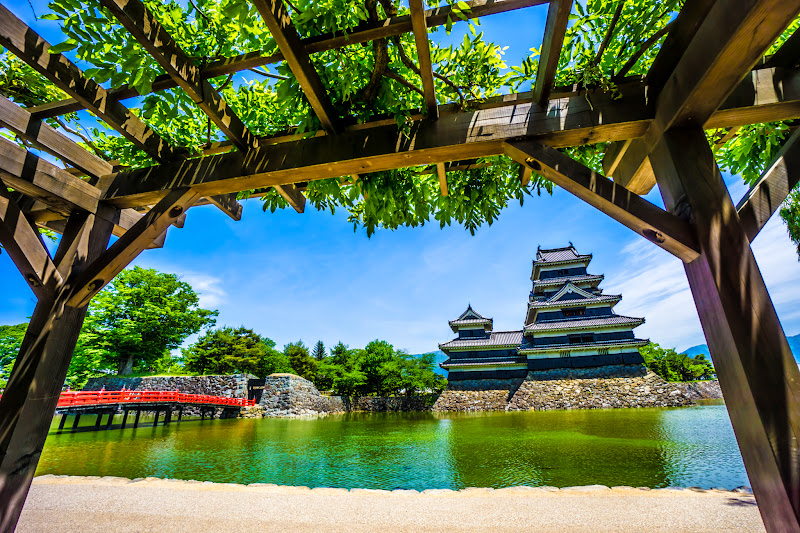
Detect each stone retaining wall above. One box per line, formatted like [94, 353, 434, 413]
[342, 395, 436, 412]
[434, 365, 711, 412]
[253, 374, 346, 417]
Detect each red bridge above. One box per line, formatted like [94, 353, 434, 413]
[44, 390, 256, 433]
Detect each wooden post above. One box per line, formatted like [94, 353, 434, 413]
[650, 126, 800, 532]
[94, 412, 103, 430]
[164, 408, 172, 425]
[121, 409, 129, 429]
[105, 410, 114, 430]
[133, 409, 141, 428]
[178, 407, 183, 422]
[153, 409, 160, 427]
[72, 412, 81, 431]
[57, 412, 67, 432]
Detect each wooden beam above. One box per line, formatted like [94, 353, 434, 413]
[436, 162, 448, 196]
[0, 136, 100, 216]
[533, 0, 572, 106]
[67, 187, 202, 307]
[409, 0, 438, 118]
[617, 0, 800, 193]
[27, 0, 547, 120]
[0, 4, 184, 163]
[0, 186, 63, 296]
[519, 165, 532, 186]
[650, 125, 800, 532]
[96, 67, 800, 209]
[601, 138, 632, 178]
[736, 127, 800, 242]
[207, 194, 243, 221]
[99, 0, 258, 152]
[0, 95, 112, 179]
[274, 184, 305, 213]
[504, 140, 700, 262]
[0, 209, 114, 532]
[251, 0, 341, 133]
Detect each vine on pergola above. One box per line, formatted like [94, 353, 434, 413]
[1, 0, 799, 247]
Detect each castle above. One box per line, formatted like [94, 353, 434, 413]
[440, 245, 648, 381]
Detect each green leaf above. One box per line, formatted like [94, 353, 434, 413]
[48, 40, 78, 54]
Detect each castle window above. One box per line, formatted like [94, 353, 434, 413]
[562, 307, 586, 317]
[568, 333, 594, 344]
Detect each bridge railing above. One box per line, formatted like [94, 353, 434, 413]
[46, 390, 256, 408]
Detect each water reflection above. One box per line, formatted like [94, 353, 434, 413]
[38, 406, 748, 490]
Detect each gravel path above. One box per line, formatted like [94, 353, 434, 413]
[19, 476, 764, 532]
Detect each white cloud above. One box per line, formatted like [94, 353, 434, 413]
[179, 272, 227, 309]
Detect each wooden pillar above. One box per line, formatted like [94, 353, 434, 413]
[72, 412, 81, 431]
[178, 407, 183, 422]
[153, 409, 160, 427]
[94, 412, 103, 430]
[650, 126, 800, 532]
[105, 410, 114, 430]
[121, 409, 129, 429]
[164, 408, 172, 425]
[57, 412, 67, 432]
[0, 211, 113, 531]
[133, 409, 141, 428]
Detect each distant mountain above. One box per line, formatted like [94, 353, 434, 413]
[412, 350, 448, 376]
[681, 333, 800, 362]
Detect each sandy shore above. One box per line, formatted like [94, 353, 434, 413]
[19, 475, 763, 532]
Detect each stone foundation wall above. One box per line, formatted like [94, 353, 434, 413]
[255, 374, 346, 417]
[83, 374, 253, 418]
[342, 395, 436, 412]
[434, 365, 712, 412]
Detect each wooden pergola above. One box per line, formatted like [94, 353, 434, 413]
[1, 0, 800, 529]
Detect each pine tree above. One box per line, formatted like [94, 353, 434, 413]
[312, 340, 326, 360]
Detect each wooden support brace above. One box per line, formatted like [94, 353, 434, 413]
[274, 184, 306, 213]
[252, 0, 341, 133]
[736, 126, 800, 242]
[207, 194, 243, 221]
[504, 140, 700, 262]
[0, 186, 63, 297]
[533, 0, 572, 107]
[409, 0, 438, 118]
[650, 126, 800, 533]
[519, 164, 532, 187]
[436, 162, 448, 196]
[67, 187, 203, 307]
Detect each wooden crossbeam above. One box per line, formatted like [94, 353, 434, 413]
[0, 186, 63, 297]
[97, 67, 800, 208]
[533, 0, 572, 107]
[0, 136, 100, 217]
[274, 184, 305, 213]
[736, 127, 800, 242]
[206, 194, 244, 220]
[67, 187, 202, 307]
[504, 140, 700, 263]
[252, 0, 341, 133]
[0, 95, 112, 180]
[99, 0, 258, 152]
[616, 0, 800, 194]
[0, 4, 183, 163]
[409, 0, 438, 118]
[28, 0, 547, 120]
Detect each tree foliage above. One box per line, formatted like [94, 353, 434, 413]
[0, 323, 27, 388]
[80, 267, 218, 375]
[639, 342, 716, 382]
[183, 326, 292, 376]
[312, 340, 326, 361]
[284, 340, 317, 381]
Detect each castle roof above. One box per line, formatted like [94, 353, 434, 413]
[439, 330, 522, 351]
[533, 245, 592, 265]
[528, 293, 622, 310]
[532, 274, 604, 288]
[440, 355, 527, 369]
[523, 315, 645, 333]
[448, 304, 493, 332]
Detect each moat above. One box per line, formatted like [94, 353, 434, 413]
[38, 404, 748, 491]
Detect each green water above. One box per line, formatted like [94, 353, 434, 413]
[37, 405, 748, 490]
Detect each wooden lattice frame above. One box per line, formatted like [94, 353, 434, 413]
[2, 0, 800, 531]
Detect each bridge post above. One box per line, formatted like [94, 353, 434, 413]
[153, 409, 160, 427]
[121, 409, 129, 429]
[104, 410, 113, 430]
[178, 407, 183, 422]
[72, 412, 81, 431]
[94, 412, 103, 431]
[133, 409, 141, 428]
[164, 408, 172, 425]
[57, 412, 67, 433]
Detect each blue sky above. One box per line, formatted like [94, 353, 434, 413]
[2, 1, 800, 355]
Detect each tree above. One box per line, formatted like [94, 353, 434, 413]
[81, 267, 217, 375]
[284, 341, 317, 381]
[0, 324, 27, 388]
[183, 326, 292, 377]
[640, 342, 716, 382]
[312, 340, 327, 361]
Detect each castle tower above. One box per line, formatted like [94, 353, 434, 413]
[439, 245, 647, 381]
[518, 245, 647, 369]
